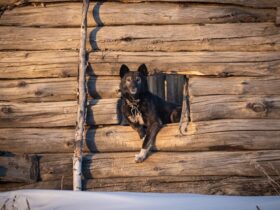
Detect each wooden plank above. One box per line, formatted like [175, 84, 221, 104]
[0, 27, 80, 50]
[0, 78, 76, 102]
[147, 73, 165, 99]
[83, 150, 280, 178]
[87, 98, 121, 125]
[191, 95, 280, 122]
[0, 101, 76, 128]
[88, 51, 280, 76]
[0, 3, 82, 27]
[2, 3, 275, 26]
[189, 76, 280, 96]
[0, 128, 75, 153]
[0, 51, 78, 79]
[0, 179, 73, 191]
[15, 0, 280, 8]
[89, 23, 280, 51]
[166, 74, 185, 104]
[85, 176, 280, 195]
[85, 121, 280, 152]
[0, 154, 39, 183]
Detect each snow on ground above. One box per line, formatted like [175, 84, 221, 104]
[0, 190, 279, 210]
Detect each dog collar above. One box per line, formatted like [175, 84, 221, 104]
[125, 99, 142, 117]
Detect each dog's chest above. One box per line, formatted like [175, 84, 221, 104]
[128, 112, 145, 125]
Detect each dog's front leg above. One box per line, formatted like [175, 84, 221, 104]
[135, 121, 162, 163]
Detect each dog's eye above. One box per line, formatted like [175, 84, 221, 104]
[136, 77, 141, 83]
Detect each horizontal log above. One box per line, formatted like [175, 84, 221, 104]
[38, 154, 72, 181]
[0, 78, 76, 102]
[0, 51, 78, 79]
[85, 176, 280, 195]
[0, 3, 275, 26]
[88, 51, 280, 76]
[0, 27, 79, 50]
[83, 150, 280, 178]
[0, 178, 73, 191]
[89, 23, 280, 51]
[0, 154, 39, 183]
[85, 95, 280, 125]
[87, 98, 121, 125]
[0, 101, 76, 128]
[9, 0, 279, 8]
[85, 120, 280, 152]
[190, 95, 280, 121]
[0, 128, 75, 153]
[189, 76, 280, 96]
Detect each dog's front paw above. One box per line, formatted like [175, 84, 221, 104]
[135, 153, 146, 163]
[134, 149, 148, 163]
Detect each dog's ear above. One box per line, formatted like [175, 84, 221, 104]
[138, 64, 148, 77]
[120, 64, 130, 78]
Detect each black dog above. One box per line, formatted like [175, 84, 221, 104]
[119, 64, 181, 163]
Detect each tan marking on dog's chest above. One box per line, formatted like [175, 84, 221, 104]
[128, 113, 145, 125]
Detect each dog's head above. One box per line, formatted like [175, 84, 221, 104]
[119, 64, 149, 98]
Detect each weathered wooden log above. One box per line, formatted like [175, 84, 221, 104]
[85, 176, 280, 195]
[0, 27, 80, 50]
[7, 0, 278, 8]
[0, 78, 76, 102]
[0, 101, 76, 128]
[0, 128, 75, 153]
[0, 178, 73, 192]
[85, 121, 280, 152]
[83, 150, 280, 178]
[189, 76, 280, 96]
[0, 51, 78, 79]
[89, 23, 280, 51]
[1, 3, 275, 27]
[0, 154, 39, 183]
[88, 51, 280, 76]
[86, 96, 280, 125]
[39, 154, 73, 181]
[87, 98, 121, 125]
[190, 95, 280, 122]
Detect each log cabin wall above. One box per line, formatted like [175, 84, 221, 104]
[1, 0, 280, 195]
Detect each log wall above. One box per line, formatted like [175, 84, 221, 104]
[1, 0, 280, 195]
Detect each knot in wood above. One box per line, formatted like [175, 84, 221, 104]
[1, 106, 13, 114]
[247, 102, 267, 113]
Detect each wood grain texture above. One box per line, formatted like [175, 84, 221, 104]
[87, 98, 121, 125]
[0, 101, 76, 128]
[88, 51, 280, 76]
[0, 51, 78, 79]
[85, 97, 280, 125]
[190, 95, 280, 121]
[0, 179, 73, 192]
[85, 176, 280, 195]
[189, 76, 280, 96]
[89, 23, 280, 51]
[7, 0, 279, 8]
[0, 78, 76, 102]
[1, 3, 275, 26]
[0, 27, 80, 50]
[85, 121, 280, 152]
[0, 154, 39, 183]
[0, 128, 75, 153]
[83, 150, 280, 178]
[38, 154, 72, 181]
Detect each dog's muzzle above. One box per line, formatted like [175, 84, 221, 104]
[130, 88, 137, 94]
